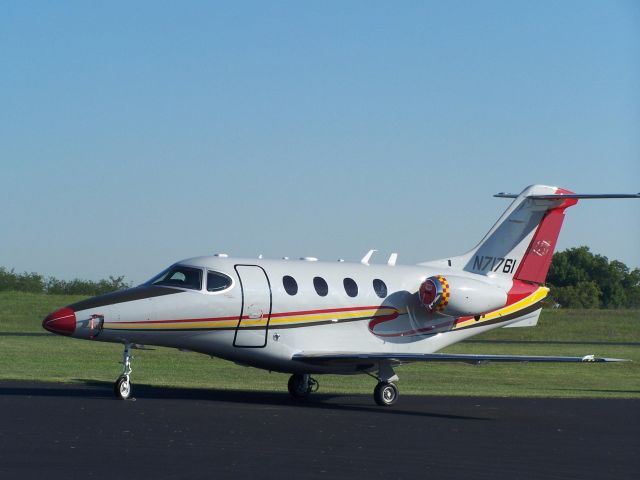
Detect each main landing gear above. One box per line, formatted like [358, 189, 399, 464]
[114, 343, 133, 400]
[372, 363, 399, 407]
[287, 364, 400, 407]
[373, 381, 399, 406]
[287, 373, 319, 399]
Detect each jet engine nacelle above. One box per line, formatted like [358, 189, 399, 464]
[418, 275, 507, 317]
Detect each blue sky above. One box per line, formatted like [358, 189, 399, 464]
[1, 1, 639, 283]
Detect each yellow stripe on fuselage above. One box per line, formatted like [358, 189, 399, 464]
[453, 286, 549, 330]
[268, 308, 394, 326]
[104, 307, 398, 331]
[106, 320, 239, 330]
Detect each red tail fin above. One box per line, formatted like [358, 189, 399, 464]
[514, 188, 578, 284]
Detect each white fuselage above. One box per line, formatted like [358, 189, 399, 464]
[62, 255, 544, 374]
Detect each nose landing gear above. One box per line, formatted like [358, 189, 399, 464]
[114, 343, 133, 400]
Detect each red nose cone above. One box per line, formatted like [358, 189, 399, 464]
[43, 307, 76, 336]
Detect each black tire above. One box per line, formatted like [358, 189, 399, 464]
[114, 376, 131, 400]
[374, 382, 398, 406]
[287, 374, 310, 399]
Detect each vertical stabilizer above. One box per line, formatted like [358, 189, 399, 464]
[458, 185, 577, 284]
[422, 186, 639, 286]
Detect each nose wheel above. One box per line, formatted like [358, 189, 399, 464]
[114, 343, 133, 400]
[115, 375, 131, 399]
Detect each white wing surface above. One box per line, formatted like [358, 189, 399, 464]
[292, 352, 628, 366]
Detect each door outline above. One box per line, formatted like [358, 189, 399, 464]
[233, 264, 272, 348]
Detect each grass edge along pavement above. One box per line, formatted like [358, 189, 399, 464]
[0, 291, 638, 398]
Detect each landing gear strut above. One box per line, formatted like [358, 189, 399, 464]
[373, 363, 399, 407]
[287, 373, 319, 399]
[114, 343, 133, 400]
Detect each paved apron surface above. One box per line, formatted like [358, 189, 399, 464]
[0, 381, 638, 479]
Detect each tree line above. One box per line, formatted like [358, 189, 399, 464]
[1, 246, 639, 307]
[0, 267, 130, 296]
[547, 246, 640, 309]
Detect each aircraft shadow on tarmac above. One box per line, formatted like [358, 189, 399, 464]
[0, 381, 488, 421]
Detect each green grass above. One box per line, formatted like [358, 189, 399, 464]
[1, 291, 639, 398]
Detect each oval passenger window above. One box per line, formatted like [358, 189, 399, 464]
[373, 279, 387, 298]
[283, 275, 298, 295]
[343, 278, 358, 297]
[313, 277, 329, 297]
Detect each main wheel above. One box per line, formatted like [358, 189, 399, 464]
[114, 375, 131, 400]
[374, 382, 398, 406]
[288, 374, 311, 399]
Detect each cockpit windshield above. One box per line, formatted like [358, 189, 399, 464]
[147, 265, 203, 290]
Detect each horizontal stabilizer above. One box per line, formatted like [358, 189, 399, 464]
[495, 193, 640, 199]
[292, 352, 628, 366]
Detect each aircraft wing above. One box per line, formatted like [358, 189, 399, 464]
[292, 352, 628, 367]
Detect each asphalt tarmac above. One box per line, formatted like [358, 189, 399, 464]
[0, 381, 638, 480]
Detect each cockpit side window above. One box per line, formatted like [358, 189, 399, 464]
[149, 265, 203, 290]
[207, 271, 233, 292]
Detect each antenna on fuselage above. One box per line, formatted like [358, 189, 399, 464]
[360, 249, 377, 265]
[387, 253, 398, 266]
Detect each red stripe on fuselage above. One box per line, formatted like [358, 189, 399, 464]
[112, 305, 394, 325]
[270, 305, 391, 318]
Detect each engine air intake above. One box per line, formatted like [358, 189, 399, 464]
[418, 276, 450, 312]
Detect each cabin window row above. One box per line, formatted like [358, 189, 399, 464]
[282, 275, 387, 299]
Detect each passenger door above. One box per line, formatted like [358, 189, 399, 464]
[233, 265, 272, 348]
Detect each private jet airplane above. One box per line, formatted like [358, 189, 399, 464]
[43, 185, 639, 406]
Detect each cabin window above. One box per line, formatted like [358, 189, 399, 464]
[207, 271, 233, 292]
[313, 276, 329, 297]
[283, 275, 298, 295]
[373, 279, 387, 298]
[149, 265, 203, 290]
[343, 278, 358, 297]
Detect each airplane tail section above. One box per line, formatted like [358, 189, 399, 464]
[440, 185, 639, 285]
[456, 185, 576, 284]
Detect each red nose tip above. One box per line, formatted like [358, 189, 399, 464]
[43, 307, 76, 336]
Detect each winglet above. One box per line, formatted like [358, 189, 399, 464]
[581, 354, 629, 362]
